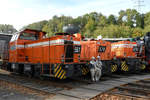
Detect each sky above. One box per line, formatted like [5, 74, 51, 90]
[0, 0, 149, 30]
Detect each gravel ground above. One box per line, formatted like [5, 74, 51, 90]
[0, 87, 44, 100]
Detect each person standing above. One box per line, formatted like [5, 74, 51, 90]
[95, 56, 102, 82]
[89, 57, 96, 82]
[89, 56, 102, 82]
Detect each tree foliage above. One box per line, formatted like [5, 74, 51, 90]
[107, 15, 117, 25]
[25, 20, 48, 31]
[25, 9, 150, 38]
[42, 15, 74, 36]
[0, 24, 17, 34]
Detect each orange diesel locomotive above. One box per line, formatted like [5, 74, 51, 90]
[8, 29, 84, 79]
[111, 40, 145, 72]
[80, 39, 117, 75]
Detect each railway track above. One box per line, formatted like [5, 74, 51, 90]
[0, 70, 150, 100]
[91, 79, 150, 100]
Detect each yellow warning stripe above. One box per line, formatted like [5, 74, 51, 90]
[122, 64, 125, 70]
[112, 65, 114, 72]
[111, 65, 117, 72]
[114, 65, 117, 72]
[58, 70, 64, 78]
[82, 67, 89, 75]
[121, 62, 125, 71]
[125, 65, 128, 71]
[54, 64, 60, 72]
[121, 61, 128, 71]
[54, 64, 67, 79]
[83, 68, 86, 72]
[82, 68, 86, 75]
[55, 67, 62, 77]
[60, 71, 66, 79]
[113, 65, 116, 71]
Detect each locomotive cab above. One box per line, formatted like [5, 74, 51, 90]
[18, 29, 46, 41]
[9, 29, 46, 62]
[8, 29, 47, 74]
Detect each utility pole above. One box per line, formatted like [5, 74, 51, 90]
[132, 0, 145, 28]
[133, 0, 144, 13]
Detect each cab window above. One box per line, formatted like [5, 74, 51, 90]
[10, 33, 19, 42]
[19, 33, 38, 40]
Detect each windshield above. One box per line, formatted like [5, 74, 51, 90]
[19, 33, 38, 40]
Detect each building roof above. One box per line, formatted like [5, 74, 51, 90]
[103, 38, 131, 41]
[0, 33, 12, 36]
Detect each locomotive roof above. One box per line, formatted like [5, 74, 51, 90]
[22, 29, 46, 34]
[103, 38, 131, 42]
[15, 28, 46, 34]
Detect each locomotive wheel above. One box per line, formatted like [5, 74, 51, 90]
[145, 66, 150, 72]
[26, 72, 33, 78]
[82, 66, 89, 75]
[39, 76, 45, 80]
[25, 73, 31, 78]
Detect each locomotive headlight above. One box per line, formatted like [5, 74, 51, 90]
[113, 56, 116, 60]
[11, 64, 15, 69]
[24, 66, 31, 71]
[113, 57, 116, 60]
[65, 65, 69, 69]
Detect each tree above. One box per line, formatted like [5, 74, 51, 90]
[117, 10, 126, 25]
[132, 27, 143, 37]
[23, 9, 150, 38]
[84, 17, 96, 37]
[42, 15, 74, 36]
[107, 14, 117, 25]
[0, 24, 17, 34]
[125, 9, 139, 27]
[94, 25, 132, 38]
[143, 25, 150, 34]
[97, 15, 108, 27]
[144, 12, 150, 27]
[117, 9, 139, 28]
[26, 20, 48, 31]
[136, 14, 144, 28]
